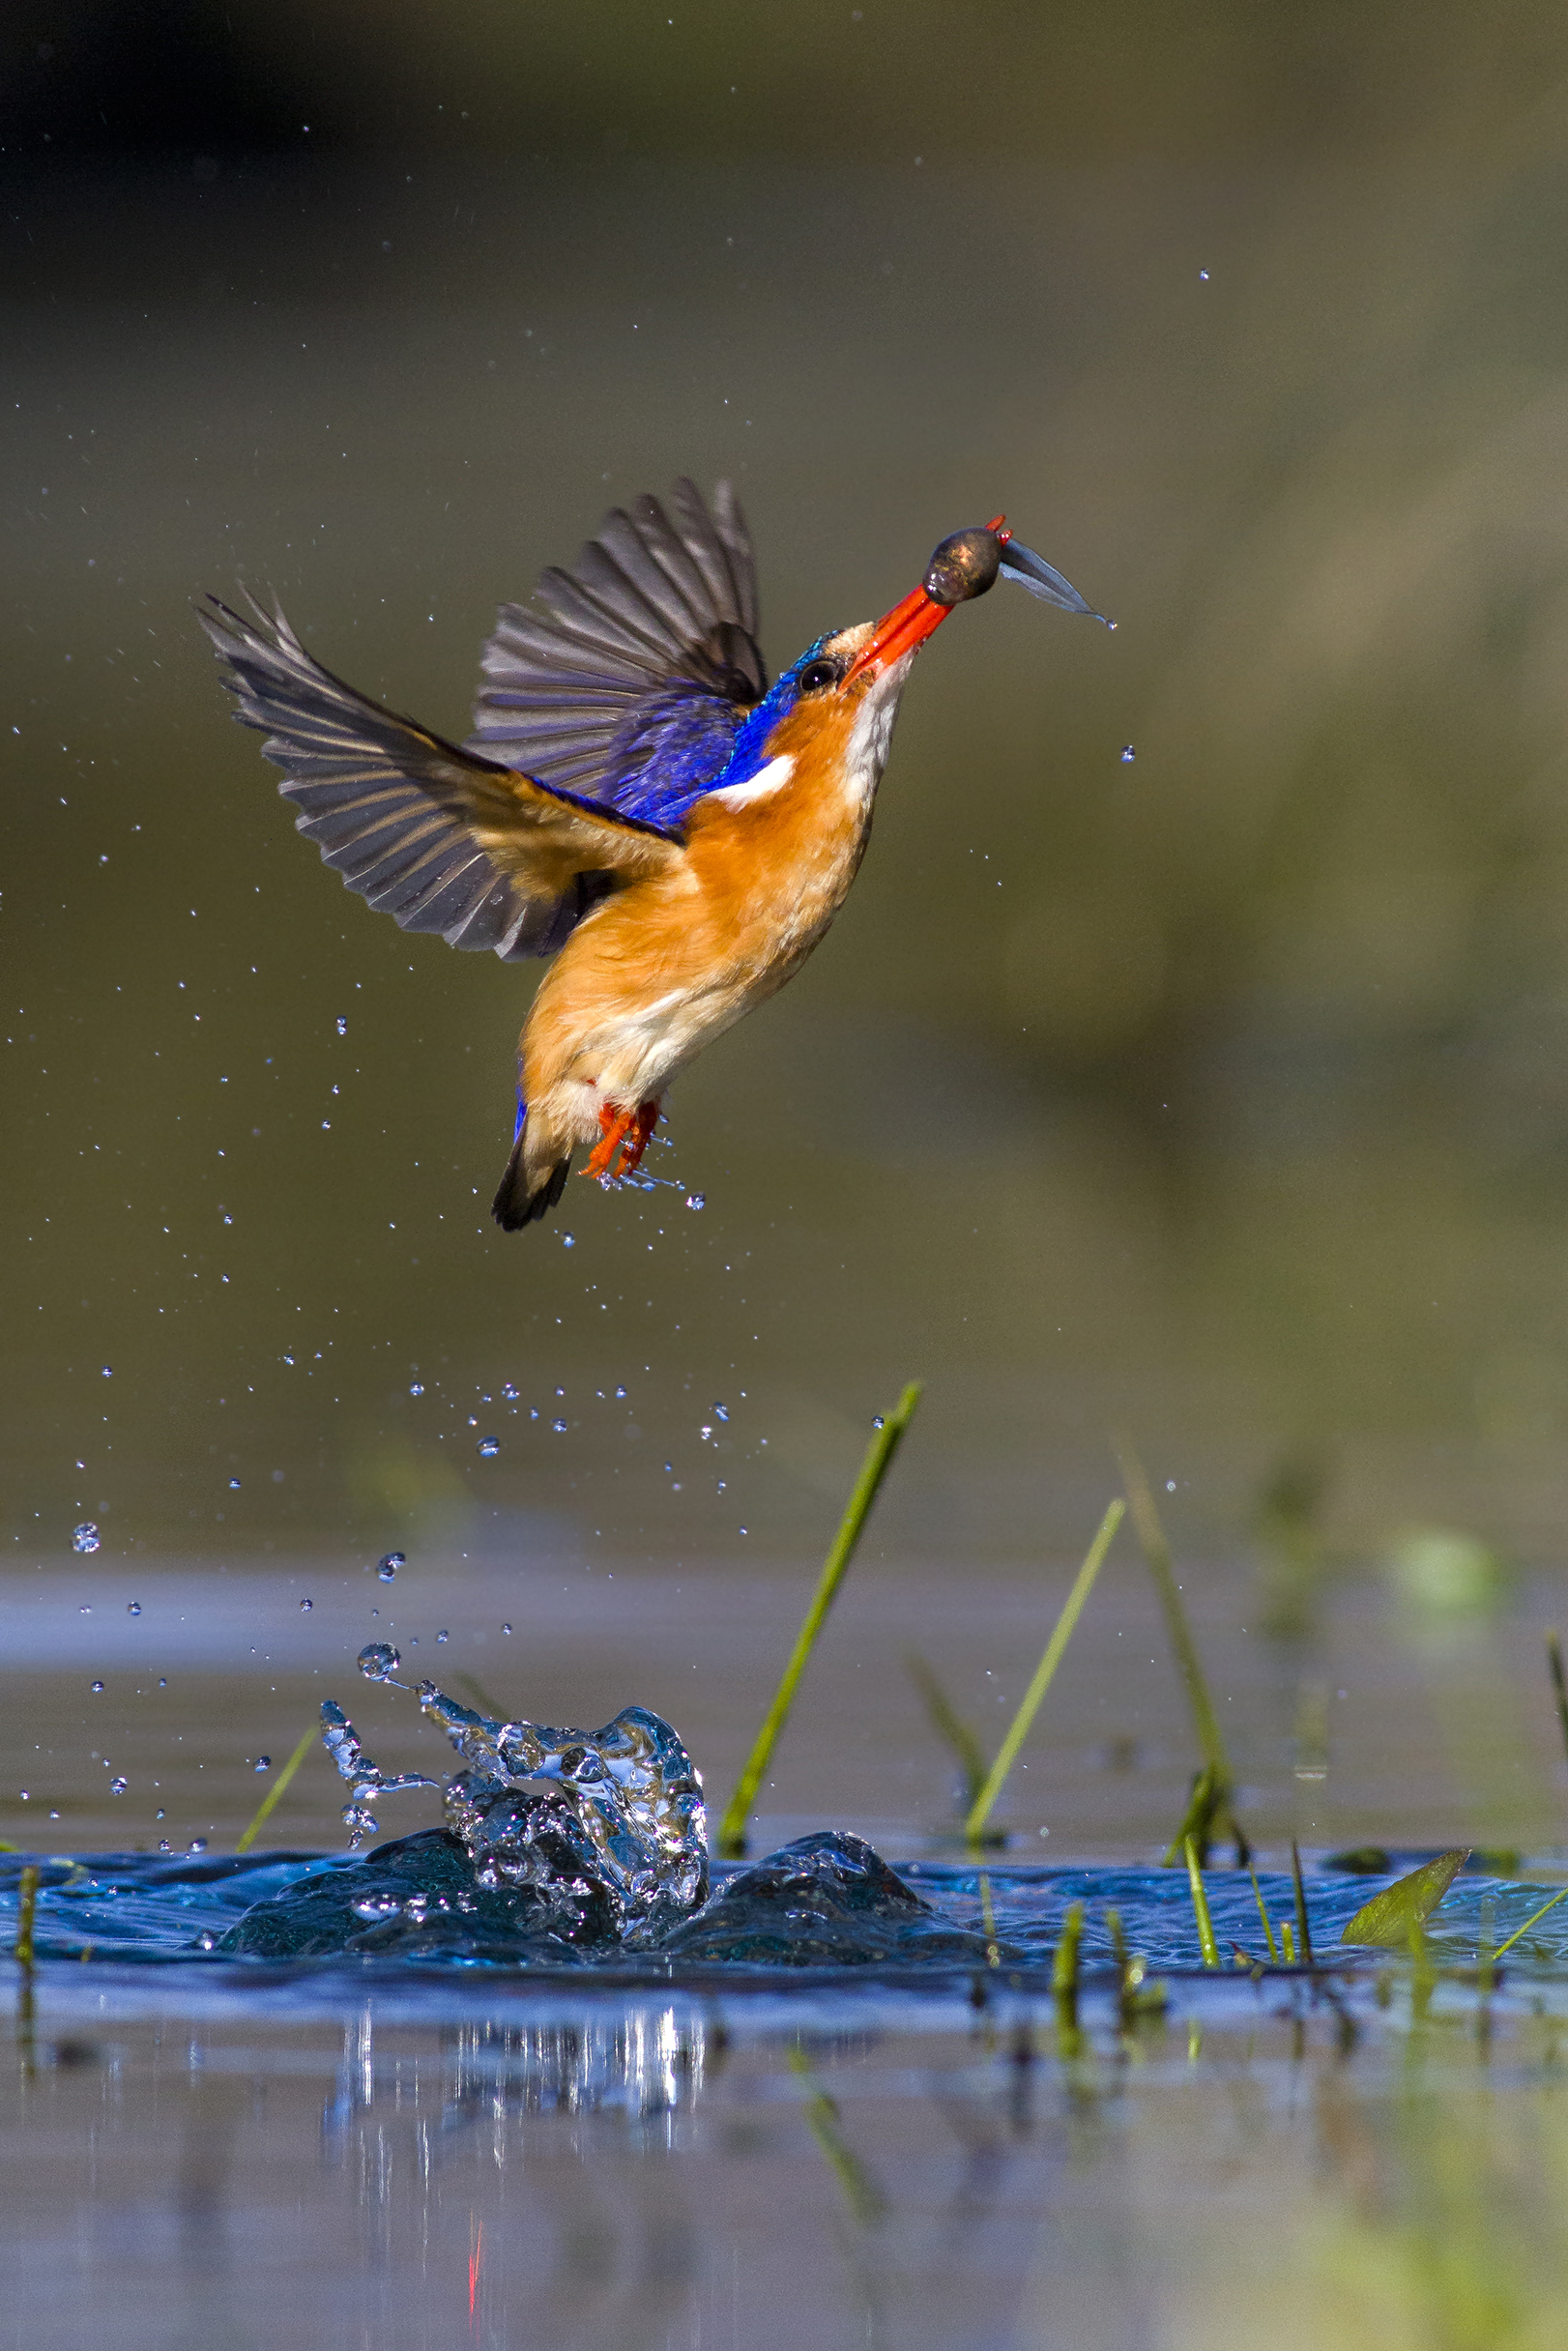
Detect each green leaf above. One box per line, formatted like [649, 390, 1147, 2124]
[1340, 1849, 1468, 1946]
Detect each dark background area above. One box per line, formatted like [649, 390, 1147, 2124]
[9, 1, 1568, 1582]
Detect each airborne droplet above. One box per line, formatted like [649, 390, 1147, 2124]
[477, 1437, 500, 1458]
[73, 1522, 101, 1554]
[377, 1552, 404, 1582]
[358, 1642, 401, 1681]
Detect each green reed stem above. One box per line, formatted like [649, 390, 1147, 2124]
[1290, 1838, 1316, 1966]
[1184, 1836, 1220, 1967]
[1492, 1883, 1568, 1960]
[905, 1651, 989, 1814]
[235, 1722, 321, 1854]
[14, 1865, 40, 1973]
[1547, 1633, 1568, 1771]
[964, 1498, 1124, 1845]
[717, 1382, 922, 1858]
[1116, 1437, 1233, 1785]
[1248, 1865, 1281, 1963]
[1053, 1900, 1085, 2027]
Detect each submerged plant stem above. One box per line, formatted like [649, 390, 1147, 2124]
[788, 2045, 886, 2226]
[717, 1382, 922, 1858]
[235, 1723, 321, 1855]
[965, 1498, 1124, 1845]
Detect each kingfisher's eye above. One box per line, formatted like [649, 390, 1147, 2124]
[798, 658, 839, 695]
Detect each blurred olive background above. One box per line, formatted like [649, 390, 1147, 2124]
[10, 0, 1568, 1584]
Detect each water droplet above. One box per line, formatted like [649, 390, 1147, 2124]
[72, 1522, 101, 1554]
[561, 1233, 575, 1249]
[700, 1424, 712, 1440]
[127, 1601, 141, 1617]
[615, 1384, 627, 1399]
[335, 1014, 347, 1035]
[552, 1418, 566, 1435]
[436, 1629, 449, 1644]
[90, 1679, 104, 1694]
[1165, 1479, 1176, 1493]
[282, 1353, 295, 1366]
[555, 1386, 566, 1398]
[409, 1381, 424, 1396]
[159, 1839, 171, 1852]
[79, 1606, 90, 1614]
[872, 1415, 885, 1430]
[502, 1381, 519, 1401]
[1106, 619, 1118, 632]
[1199, 268, 1209, 280]
[358, 1641, 401, 1681]
[254, 1756, 271, 1772]
[189, 1839, 208, 1855]
[155, 1807, 165, 1820]
[502, 1622, 512, 1636]
[300, 1597, 312, 1611]
[713, 1403, 729, 1421]
[101, 1365, 112, 1379]
[1119, 744, 1136, 763]
[717, 1480, 726, 1493]
[530, 1407, 540, 1420]
[477, 1436, 500, 1457]
[110, 1775, 128, 1794]
[663, 1462, 674, 1473]
[684, 1193, 705, 1211]
[227, 1477, 241, 1491]
[377, 1552, 404, 1582]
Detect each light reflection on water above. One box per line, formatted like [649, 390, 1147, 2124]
[7, 1966, 1568, 2349]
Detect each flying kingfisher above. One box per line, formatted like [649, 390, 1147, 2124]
[203, 481, 1105, 1231]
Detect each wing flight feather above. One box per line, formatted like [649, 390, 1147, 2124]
[202, 595, 682, 960]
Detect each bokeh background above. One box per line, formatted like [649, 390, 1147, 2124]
[10, 1, 1568, 1846]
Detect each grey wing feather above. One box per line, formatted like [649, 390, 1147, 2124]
[202, 595, 674, 960]
[468, 477, 766, 802]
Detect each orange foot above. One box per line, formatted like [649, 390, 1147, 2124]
[580, 1098, 661, 1183]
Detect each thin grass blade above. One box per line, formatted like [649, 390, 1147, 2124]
[1183, 1836, 1221, 1967]
[905, 1650, 989, 1813]
[235, 1722, 322, 1854]
[1116, 1437, 1230, 1778]
[717, 1382, 922, 1858]
[1490, 1883, 1568, 1960]
[1290, 1838, 1316, 1966]
[965, 1498, 1123, 1844]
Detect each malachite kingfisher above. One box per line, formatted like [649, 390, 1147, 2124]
[203, 481, 1105, 1231]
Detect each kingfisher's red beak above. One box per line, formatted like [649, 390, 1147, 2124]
[843, 513, 1010, 684]
[842, 585, 951, 682]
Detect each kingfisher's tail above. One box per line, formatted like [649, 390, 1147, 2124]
[491, 1131, 570, 1231]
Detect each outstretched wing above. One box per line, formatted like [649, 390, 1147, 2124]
[468, 478, 767, 827]
[203, 596, 682, 961]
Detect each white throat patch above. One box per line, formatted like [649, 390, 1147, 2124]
[709, 751, 796, 810]
[842, 656, 910, 813]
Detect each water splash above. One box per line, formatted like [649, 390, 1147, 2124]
[314, 1671, 709, 1947]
